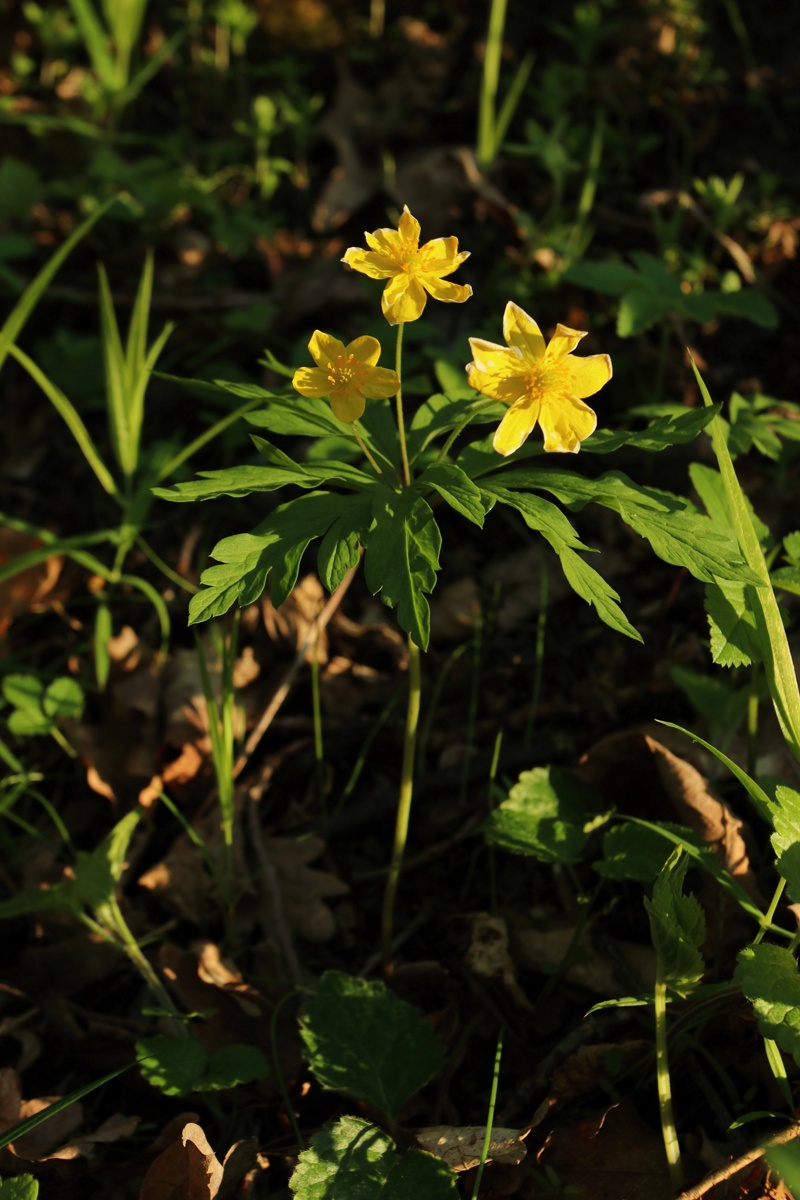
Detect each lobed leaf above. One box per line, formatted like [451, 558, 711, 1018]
[483, 766, 599, 864]
[769, 785, 800, 904]
[644, 847, 705, 997]
[417, 462, 486, 527]
[363, 488, 441, 651]
[736, 944, 800, 1064]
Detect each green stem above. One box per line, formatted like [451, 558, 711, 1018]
[477, 0, 509, 169]
[352, 423, 384, 477]
[394, 322, 411, 488]
[382, 635, 422, 973]
[754, 876, 787, 945]
[654, 972, 682, 1191]
[471, 1027, 504, 1200]
[135, 533, 200, 594]
[747, 664, 760, 780]
[435, 399, 500, 466]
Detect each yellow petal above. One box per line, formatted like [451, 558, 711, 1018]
[347, 335, 382, 366]
[342, 247, 397, 279]
[292, 367, 331, 398]
[539, 395, 597, 453]
[329, 385, 366, 423]
[562, 353, 613, 399]
[503, 302, 546, 360]
[546, 323, 587, 361]
[382, 273, 427, 325]
[421, 276, 473, 305]
[417, 236, 469, 275]
[397, 206, 421, 249]
[308, 330, 346, 367]
[468, 364, 526, 405]
[492, 398, 540, 456]
[468, 338, 523, 379]
[361, 366, 400, 399]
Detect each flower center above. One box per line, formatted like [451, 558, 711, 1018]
[524, 365, 546, 402]
[390, 238, 418, 273]
[328, 352, 365, 389]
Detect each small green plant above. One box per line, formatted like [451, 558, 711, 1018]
[1, 673, 84, 758]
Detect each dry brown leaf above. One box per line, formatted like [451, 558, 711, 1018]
[261, 574, 328, 663]
[263, 834, 349, 943]
[514, 917, 657, 998]
[0, 527, 63, 638]
[547, 1040, 653, 1108]
[535, 1097, 672, 1200]
[0, 1067, 83, 1163]
[415, 1125, 528, 1172]
[140, 1121, 223, 1200]
[464, 914, 533, 1011]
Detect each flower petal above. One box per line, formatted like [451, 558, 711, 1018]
[361, 366, 400, 399]
[308, 330, 346, 367]
[468, 363, 527, 406]
[503, 302, 546, 360]
[342, 247, 397, 279]
[347, 335, 382, 366]
[417, 236, 469, 276]
[563, 353, 613, 399]
[365, 228, 404, 258]
[421, 275, 473, 305]
[468, 338, 523, 378]
[329, 385, 366, 423]
[397, 206, 421, 250]
[492, 398, 540, 456]
[292, 367, 331, 398]
[546, 323, 587, 361]
[539, 394, 597, 453]
[381, 273, 427, 325]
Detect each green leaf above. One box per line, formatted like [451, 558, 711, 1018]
[136, 1034, 207, 1096]
[72, 809, 141, 913]
[299, 972, 445, 1121]
[557, 545, 643, 640]
[317, 496, 372, 592]
[6, 709, 52, 736]
[43, 677, 84, 721]
[0, 884, 70, 920]
[201, 1044, 269, 1090]
[363, 488, 441, 651]
[563, 260, 643, 295]
[670, 664, 750, 726]
[617, 286, 665, 336]
[784, 532, 800, 564]
[689, 462, 770, 544]
[189, 493, 352, 624]
[736, 944, 800, 1065]
[644, 847, 705, 998]
[596, 822, 675, 882]
[712, 289, 778, 329]
[771, 566, 800, 598]
[0, 1176, 39, 1199]
[246, 395, 348, 439]
[769, 786, 800, 904]
[407, 393, 501, 461]
[153, 463, 319, 502]
[768, 1144, 800, 1193]
[252, 436, 376, 490]
[483, 766, 598, 864]
[583, 405, 720, 454]
[2, 674, 44, 714]
[704, 580, 762, 667]
[290, 1116, 456, 1200]
[417, 462, 486, 526]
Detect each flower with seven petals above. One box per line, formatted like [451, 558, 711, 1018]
[467, 302, 612, 456]
[292, 331, 399, 423]
[342, 206, 472, 326]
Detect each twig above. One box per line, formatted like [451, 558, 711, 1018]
[677, 1118, 800, 1200]
[232, 564, 359, 781]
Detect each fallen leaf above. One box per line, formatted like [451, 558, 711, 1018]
[415, 1124, 528, 1171]
[0, 528, 63, 639]
[514, 917, 657, 998]
[464, 914, 534, 1011]
[140, 1121, 223, 1200]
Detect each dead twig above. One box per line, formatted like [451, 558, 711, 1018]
[677, 1118, 800, 1200]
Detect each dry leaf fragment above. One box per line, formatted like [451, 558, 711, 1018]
[140, 1121, 224, 1200]
[464, 914, 534, 1011]
[262, 834, 349, 943]
[514, 918, 657, 998]
[415, 1125, 528, 1172]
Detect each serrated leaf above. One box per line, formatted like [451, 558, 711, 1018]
[317, 496, 372, 592]
[771, 566, 800, 597]
[644, 847, 705, 998]
[736, 944, 800, 1064]
[784, 532, 800, 564]
[363, 488, 441, 651]
[0, 1176, 39, 1199]
[72, 809, 141, 912]
[483, 766, 597, 864]
[299, 972, 445, 1121]
[189, 493, 351, 624]
[769, 785, 800, 904]
[246, 395, 347, 439]
[2, 674, 44, 714]
[583, 405, 720, 454]
[595, 822, 675, 882]
[689, 462, 770, 545]
[42, 676, 84, 720]
[704, 580, 762, 667]
[290, 1116, 457, 1200]
[557, 545, 642, 640]
[153, 463, 320, 502]
[417, 462, 486, 526]
[136, 1034, 208, 1096]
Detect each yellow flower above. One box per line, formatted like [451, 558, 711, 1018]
[342, 206, 472, 326]
[292, 331, 399, 423]
[467, 302, 612, 456]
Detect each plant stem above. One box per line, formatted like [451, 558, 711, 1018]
[477, 0, 508, 169]
[382, 635, 422, 974]
[654, 970, 682, 1192]
[394, 322, 411, 487]
[352, 423, 384, 477]
[754, 876, 787, 945]
[471, 1027, 504, 1200]
[435, 399, 499, 465]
